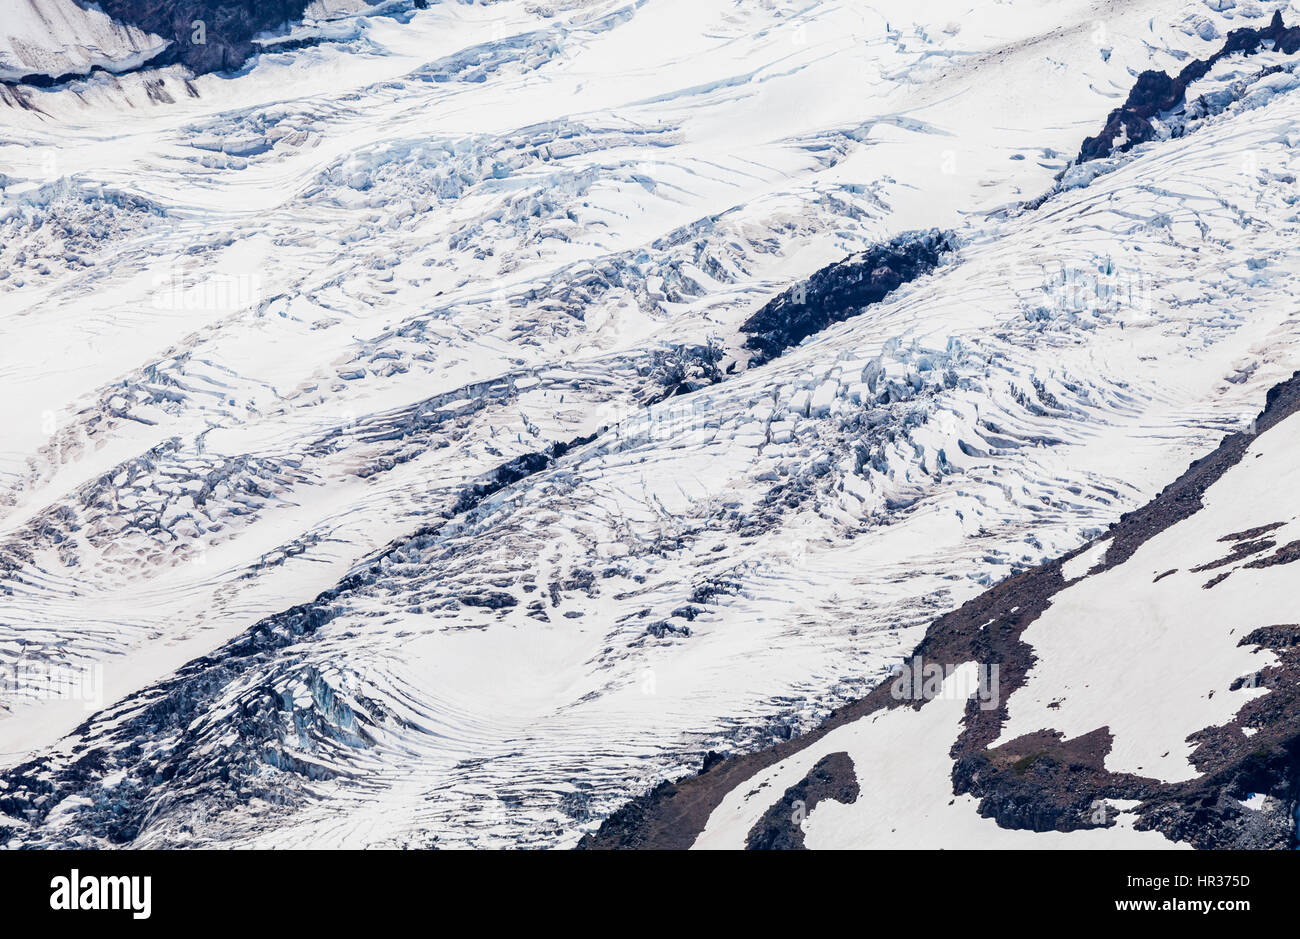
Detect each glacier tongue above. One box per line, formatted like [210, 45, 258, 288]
[1, 0, 1299, 848]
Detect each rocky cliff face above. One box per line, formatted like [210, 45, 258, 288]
[740, 230, 957, 367]
[85, 1, 335, 74]
[1, 1, 401, 84]
[1078, 11, 1300, 163]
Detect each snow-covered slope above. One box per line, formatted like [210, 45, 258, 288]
[0, 0, 168, 81]
[1, 0, 1299, 848]
[589, 372, 1300, 850]
[0, 0, 408, 82]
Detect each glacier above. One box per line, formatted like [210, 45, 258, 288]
[1, 0, 1299, 849]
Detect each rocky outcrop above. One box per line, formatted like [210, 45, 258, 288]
[580, 370, 1300, 850]
[1078, 11, 1300, 163]
[739, 230, 956, 366]
[82, 1, 319, 74]
[38, 1, 402, 78]
[744, 752, 858, 850]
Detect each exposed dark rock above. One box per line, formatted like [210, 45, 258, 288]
[745, 751, 858, 850]
[75, 1, 355, 75]
[740, 229, 957, 366]
[1190, 537, 1277, 573]
[1220, 522, 1286, 543]
[1243, 539, 1300, 569]
[580, 370, 1300, 850]
[1078, 12, 1300, 163]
